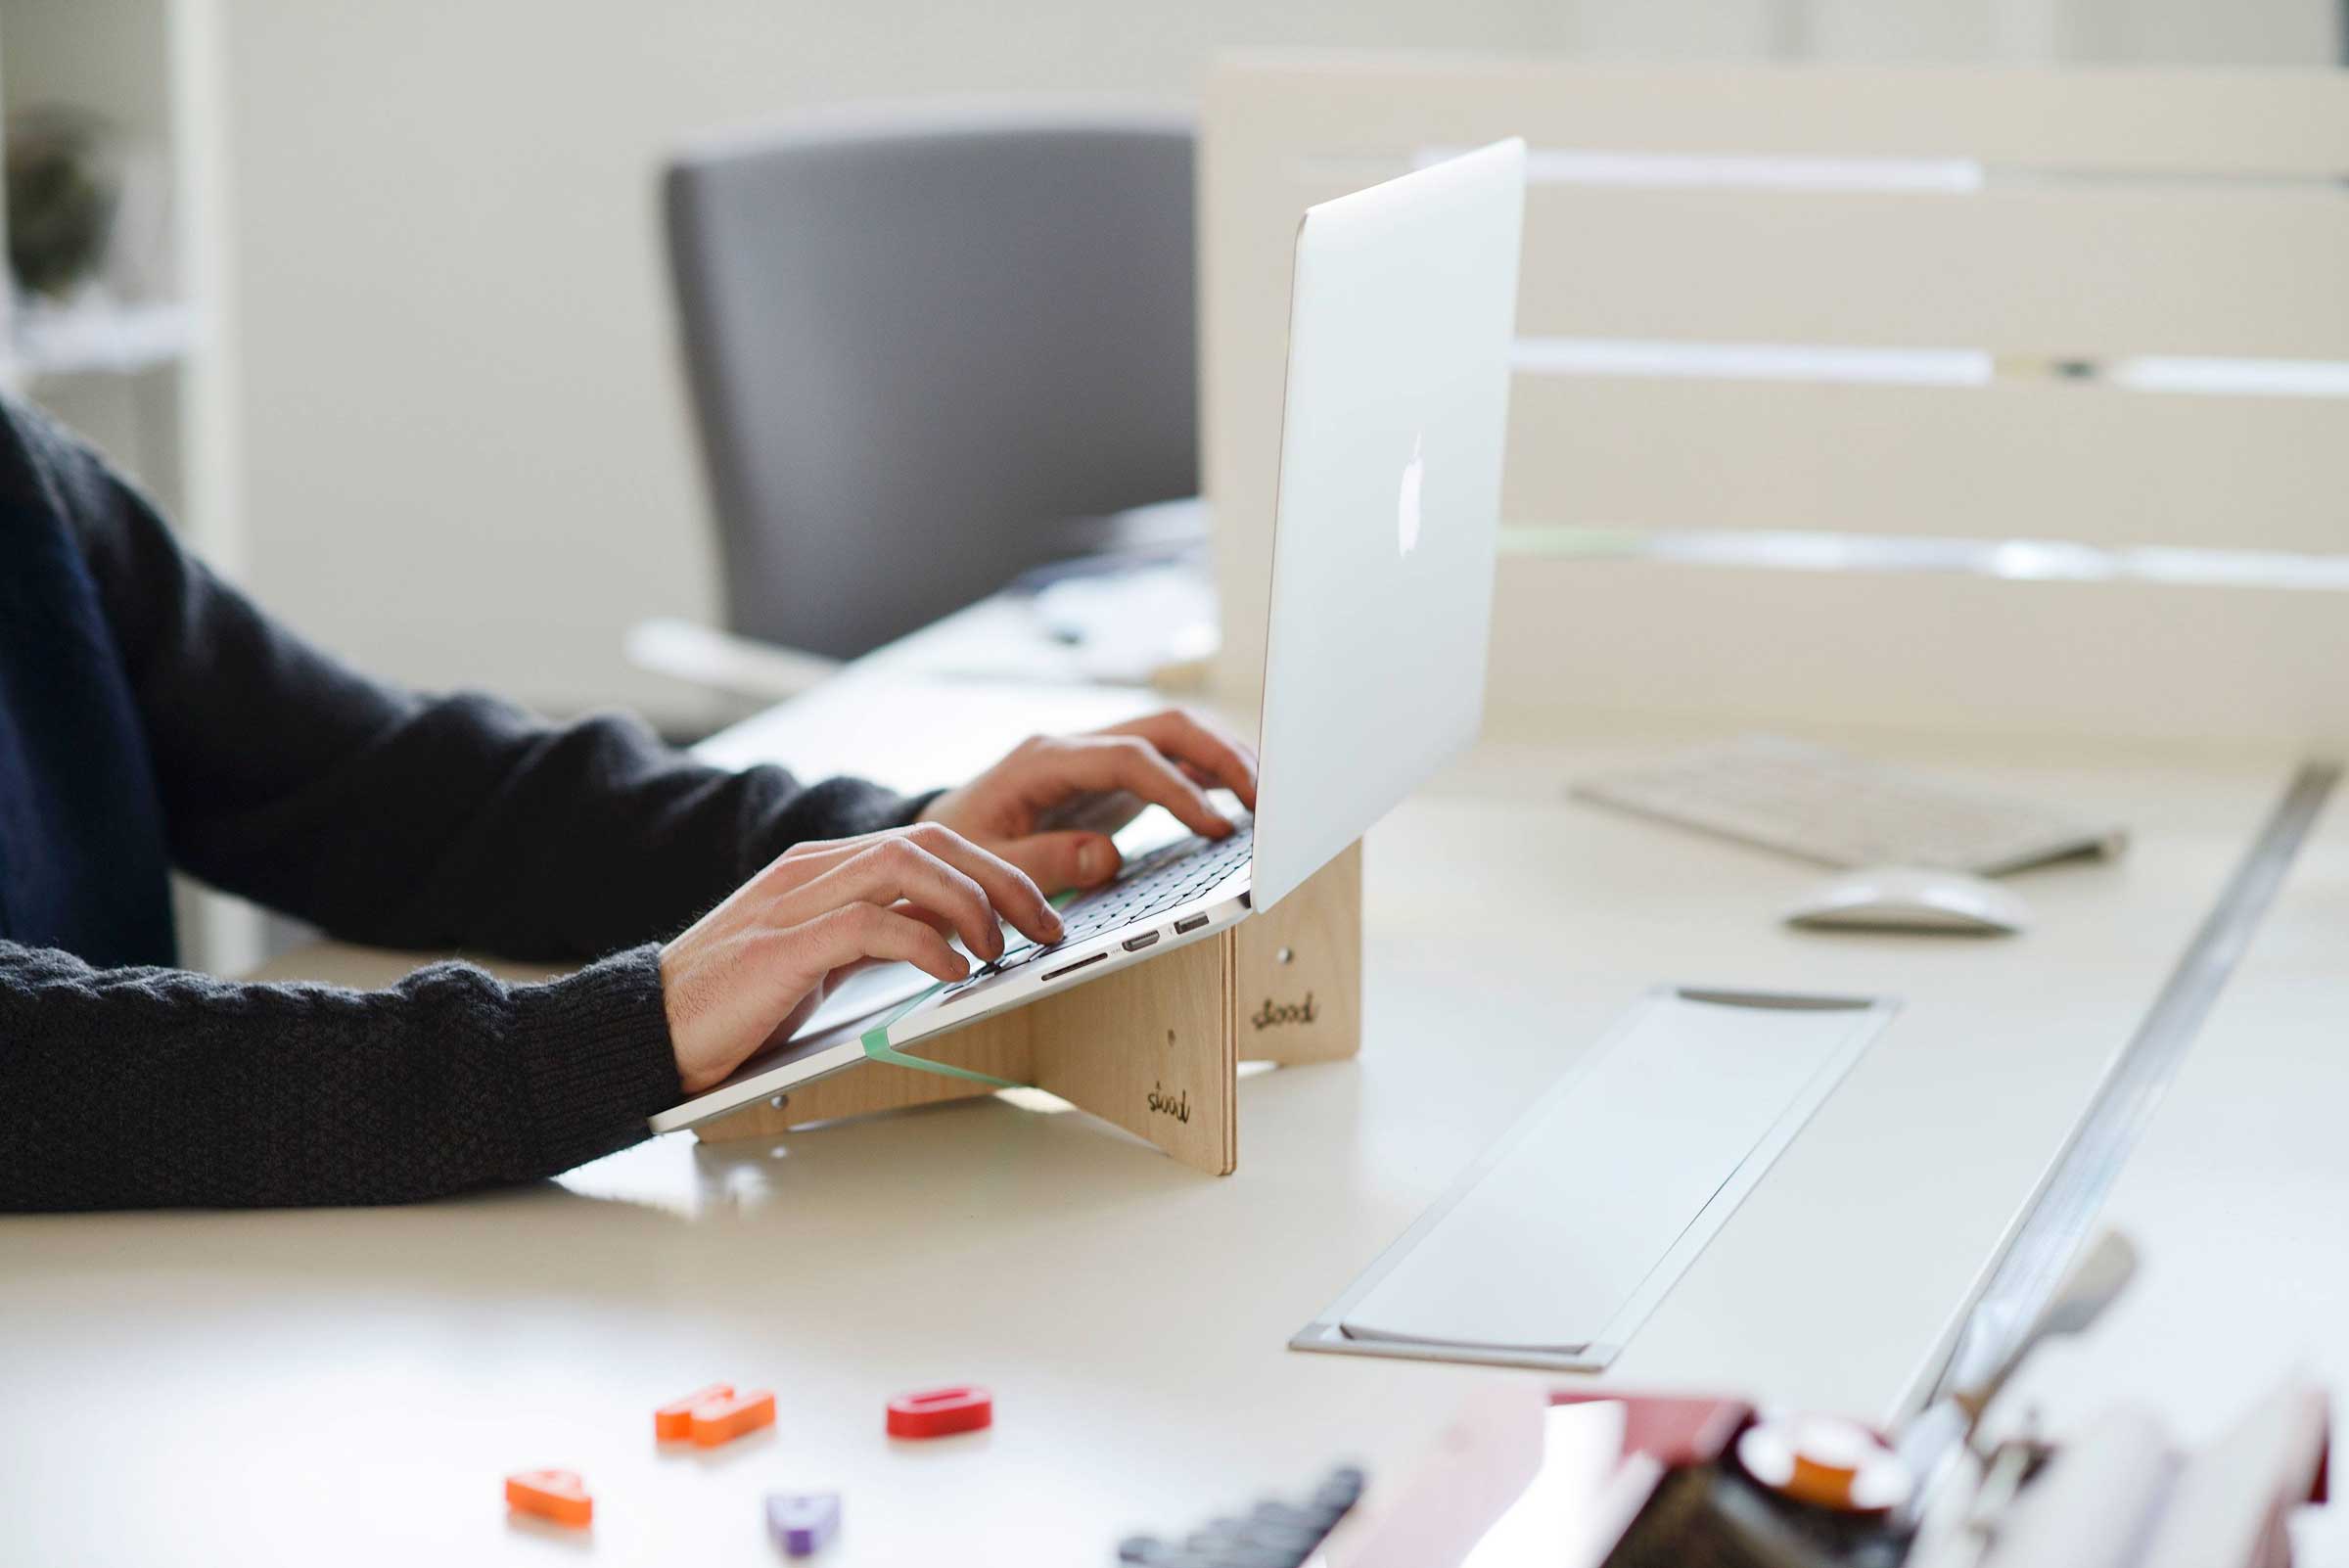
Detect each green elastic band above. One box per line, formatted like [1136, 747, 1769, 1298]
[858, 982, 1028, 1090]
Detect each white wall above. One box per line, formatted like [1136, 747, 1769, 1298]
[218, 0, 2338, 728]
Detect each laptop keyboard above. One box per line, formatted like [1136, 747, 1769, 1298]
[946, 822, 1255, 995]
[1051, 822, 1254, 948]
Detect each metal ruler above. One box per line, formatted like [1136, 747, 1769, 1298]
[1904, 759, 2340, 1420]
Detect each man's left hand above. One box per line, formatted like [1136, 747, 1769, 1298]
[920, 709, 1259, 896]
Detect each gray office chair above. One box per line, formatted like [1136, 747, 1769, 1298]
[648, 104, 1199, 693]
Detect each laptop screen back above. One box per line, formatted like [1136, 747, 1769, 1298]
[1248, 140, 1527, 911]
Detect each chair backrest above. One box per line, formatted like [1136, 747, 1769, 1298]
[1203, 58, 2349, 751]
[668, 103, 1198, 660]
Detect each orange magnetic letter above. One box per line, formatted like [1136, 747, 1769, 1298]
[655, 1383, 735, 1442]
[690, 1387, 777, 1448]
[505, 1468, 592, 1528]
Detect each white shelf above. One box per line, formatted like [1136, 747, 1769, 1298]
[0, 0, 254, 974]
[8, 298, 197, 379]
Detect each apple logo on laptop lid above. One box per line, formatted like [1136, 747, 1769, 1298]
[1397, 432, 1425, 558]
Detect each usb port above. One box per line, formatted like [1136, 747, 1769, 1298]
[1123, 931, 1160, 951]
[1041, 950, 1111, 984]
[1174, 913, 1211, 935]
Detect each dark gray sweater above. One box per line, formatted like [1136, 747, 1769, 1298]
[0, 398, 927, 1212]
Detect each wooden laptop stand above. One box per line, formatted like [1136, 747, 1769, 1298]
[694, 843, 1361, 1175]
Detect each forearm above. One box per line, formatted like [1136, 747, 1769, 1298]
[0, 942, 680, 1211]
[43, 406, 929, 959]
[176, 688, 935, 960]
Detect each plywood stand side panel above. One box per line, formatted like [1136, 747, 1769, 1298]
[692, 845, 1365, 1175]
[1234, 841, 1362, 1068]
[1028, 928, 1240, 1175]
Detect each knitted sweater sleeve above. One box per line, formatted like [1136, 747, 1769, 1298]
[0, 402, 942, 1212]
[0, 941, 681, 1210]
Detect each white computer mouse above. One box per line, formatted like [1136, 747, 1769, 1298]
[1784, 865, 2031, 936]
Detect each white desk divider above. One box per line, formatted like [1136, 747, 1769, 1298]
[1203, 57, 2349, 751]
[1294, 986, 1896, 1372]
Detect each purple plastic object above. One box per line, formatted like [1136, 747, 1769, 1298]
[765, 1492, 841, 1557]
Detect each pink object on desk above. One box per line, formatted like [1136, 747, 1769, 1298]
[886, 1386, 991, 1439]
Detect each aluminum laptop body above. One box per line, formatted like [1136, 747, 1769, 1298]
[651, 139, 1526, 1134]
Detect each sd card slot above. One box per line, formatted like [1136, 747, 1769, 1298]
[1041, 950, 1112, 984]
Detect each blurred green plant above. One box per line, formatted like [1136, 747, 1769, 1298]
[7, 108, 122, 300]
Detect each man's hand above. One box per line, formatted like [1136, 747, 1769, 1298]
[919, 710, 1260, 894]
[658, 711, 1254, 1094]
[659, 824, 1062, 1093]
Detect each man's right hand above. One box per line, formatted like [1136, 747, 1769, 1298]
[659, 823, 1063, 1094]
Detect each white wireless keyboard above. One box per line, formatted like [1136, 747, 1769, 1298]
[1573, 735, 2129, 874]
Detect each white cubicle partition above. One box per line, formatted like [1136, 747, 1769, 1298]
[1202, 58, 2349, 750]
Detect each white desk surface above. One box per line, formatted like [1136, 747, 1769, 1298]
[1, 596, 2334, 1565]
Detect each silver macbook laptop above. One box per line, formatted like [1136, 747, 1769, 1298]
[652, 139, 1526, 1134]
